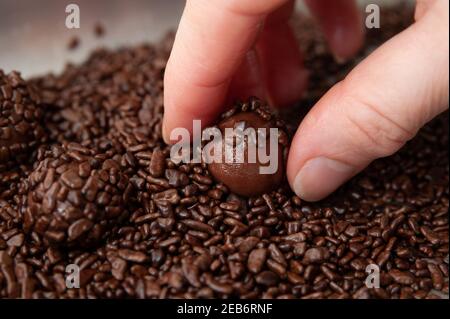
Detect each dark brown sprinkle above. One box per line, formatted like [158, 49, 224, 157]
[0, 7, 448, 300]
[427, 263, 444, 290]
[94, 22, 105, 37]
[7, 233, 24, 247]
[118, 249, 148, 263]
[255, 270, 279, 286]
[236, 237, 258, 253]
[420, 226, 441, 245]
[284, 232, 307, 243]
[67, 218, 93, 241]
[149, 148, 165, 177]
[67, 36, 80, 50]
[303, 247, 330, 264]
[181, 219, 214, 235]
[111, 257, 127, 280]
[268, 243, 287, 266]
[388, 269, 416, 285]
[247, 248, 267, 274]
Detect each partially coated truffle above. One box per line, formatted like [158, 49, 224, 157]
[23, 143, 132, 248]
[206, 99, 288, 197]
[0, 70, 45, 170]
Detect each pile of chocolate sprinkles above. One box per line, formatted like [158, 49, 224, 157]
[24, 142, 132, 248]
[0, 70, 46, 171]
[0, 7, 448, 299]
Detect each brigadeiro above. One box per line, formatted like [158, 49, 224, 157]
[23, 142, 133, 248]
[205, 98, 289, 197]
[0, 70, 46, 170]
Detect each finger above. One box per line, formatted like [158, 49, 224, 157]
[304, 0, 364, 62]
[163, 0, 289, 143]
[256, 1, 309, 107]
[228, 49, 266, 102]
[287, 0, 449, 201]
[415, 0, 436, 20]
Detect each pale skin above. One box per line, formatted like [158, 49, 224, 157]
[163, 0, 449, 201]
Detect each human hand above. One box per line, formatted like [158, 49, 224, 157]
[163, 0, 449, 201]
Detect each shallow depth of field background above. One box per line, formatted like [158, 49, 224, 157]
[0, 0, 411, 78]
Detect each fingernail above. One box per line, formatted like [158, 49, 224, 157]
[293, 157, 356, 202]
[162, 119, 170, 144]
[332, 53, 349, 65]
[329, 26, 354, 64]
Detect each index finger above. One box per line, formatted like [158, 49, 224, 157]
[163, 0, 288, 143]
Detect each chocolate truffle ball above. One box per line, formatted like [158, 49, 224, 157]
[206, 99, 288, 197]
[0, 70, 45, 170]
[23, 143, 132, 248]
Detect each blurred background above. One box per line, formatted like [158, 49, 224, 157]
[0, 0, 409, 78]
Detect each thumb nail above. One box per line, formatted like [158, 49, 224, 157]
[293, 157, 356, 202]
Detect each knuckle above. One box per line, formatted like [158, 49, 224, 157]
[342, 92, 415, 159]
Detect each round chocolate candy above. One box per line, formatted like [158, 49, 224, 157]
[206, 99, 288, 197]
[0, 70, 46, 170]
[23, 143, 132, 248]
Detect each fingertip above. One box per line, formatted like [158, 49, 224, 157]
[162, 77, 231, 146]
[229, 50, 266, 101]
[161, 117, 170, 145]
[305, 0, 365, 62]
[162, 76, 176, 145]
[256, 19, 308, 108]
[328, 17, 365, 63]
[268, 68, 309, 107]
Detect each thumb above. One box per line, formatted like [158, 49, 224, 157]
[287, 0, 449, 201]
